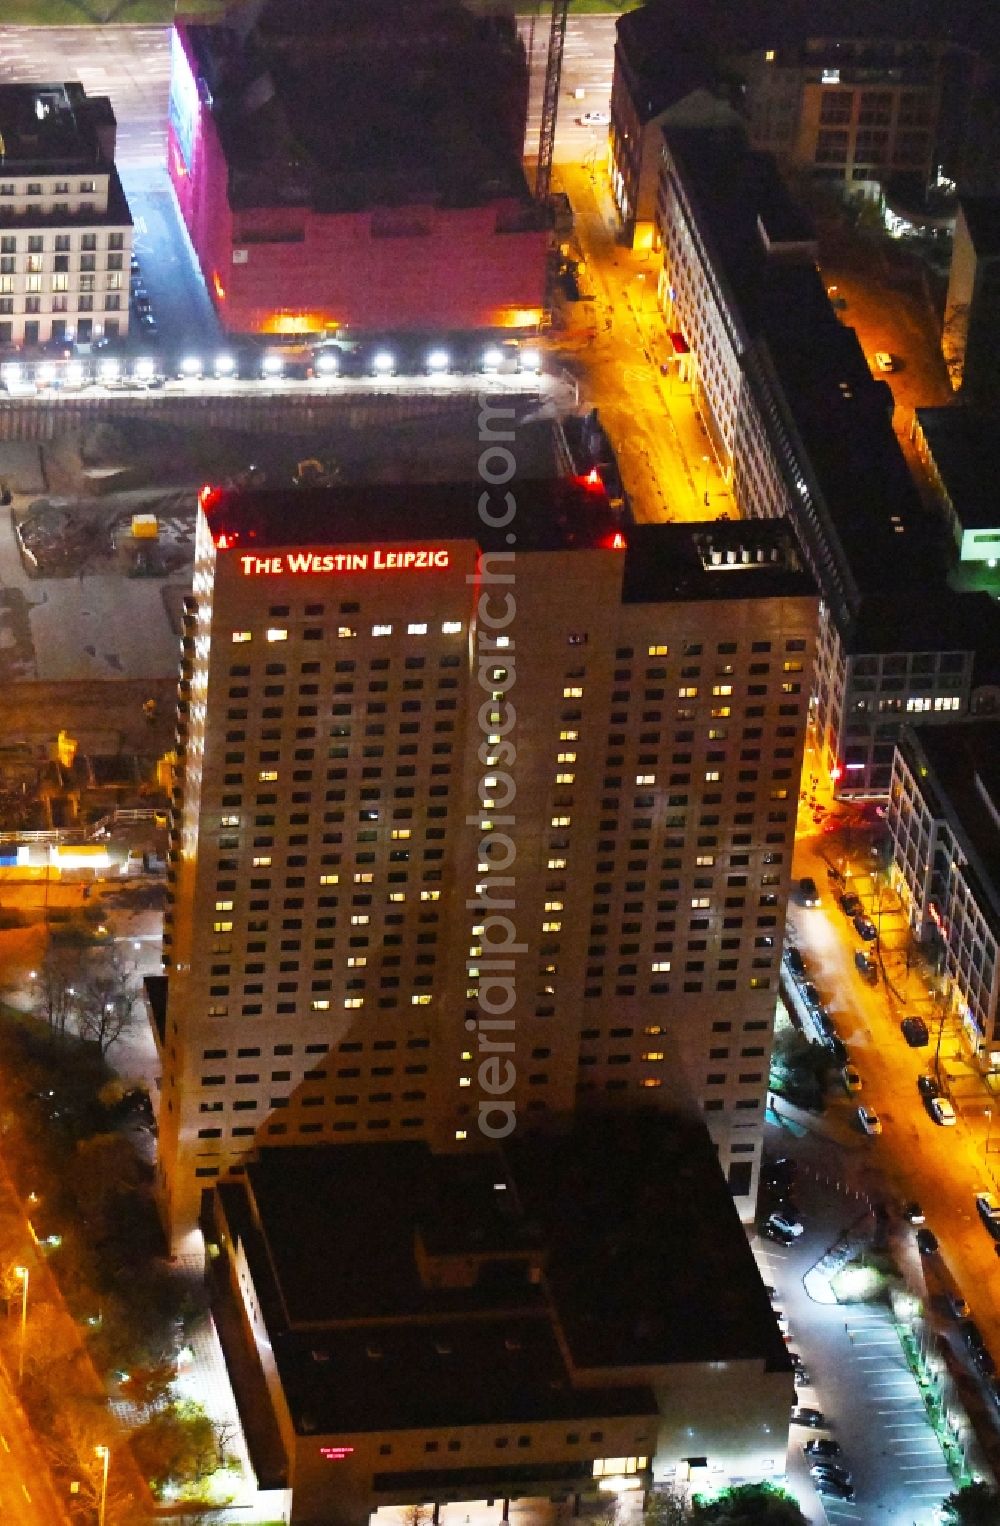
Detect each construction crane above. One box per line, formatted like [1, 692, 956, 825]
[534, 0, 569, 204]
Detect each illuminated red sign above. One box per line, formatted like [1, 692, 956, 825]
[238, 549, 451, 576]
[320, 1446, 355, 1460]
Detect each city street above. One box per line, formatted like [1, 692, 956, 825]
[521, 13, 617, 166]
[0, 1365, 69, 1526]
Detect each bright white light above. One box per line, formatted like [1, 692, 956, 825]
[66, 361, 84, 385]
[520, 347, 541, 374]
[482, 346, 502, 371]
[261, 353, 283, 376]
[214, 353, 235, 376]
[4, 363, 21, 383]
[37, 363, 55, 383]
[180, 355, 202, 377]
[426, 348, 450, 373]
[135, 357, 155, 381]
[372, 350, 395, 375]
[99, 358, 119, 381]
[315, 350, 338, 375]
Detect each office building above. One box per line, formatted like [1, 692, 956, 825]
[0, 83, 132, 349]
[210, 1118, 793, 1525]
[942, 196, 1000, 406]
[148, 483, 816, 1244]
[610, 0, 985, 245]
[887, 721, 1000, 1064]
[167, 0, 546, 336]
[652, 123, 1000, 795]
[912, 406, 1000, 572]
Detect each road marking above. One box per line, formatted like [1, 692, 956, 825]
[0, 1433, 7, 1451]
[21, 1484, 31, 1502]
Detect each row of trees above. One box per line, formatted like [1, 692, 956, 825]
[32, 938, 140, 1058]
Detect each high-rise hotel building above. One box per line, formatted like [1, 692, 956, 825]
[151, 478, 816, 1242]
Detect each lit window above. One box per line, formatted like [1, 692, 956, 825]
[311, 999, 330, 1010]
[563, 686, 583, 698]
[711, 706, 731, 718]
[592, 1458, 648, 1478]
[232, 631, 252, 644]
[455, 1129, 468, 1140]
[495, 635, 510, 648]
[420, 889, 441, 901]
[407, 622, 427, 635]
[547, 857, 567, 870]
[765, 48, 776, 61]
[389, 891, 406, 902]
[319, 873, 339, 885]
[442, 621, 462, 634]
[412, 994, 432, 1006]
[557, 752, 577, 763]
[215, 899, 234, 911]
[461, 1050, 473, 1062]
[691, 897, 710, 909]
[355, 872, 374, 884]
[391, 828, 411, 840]
[551, 815, 571, 827]
[544, 900, 564, 911]
[678, 686, 698, 699]
[643, 1051, 664, 1062]
[253, 855, 272, 867]
[258, 769, 278, 782]
[559, 729, 579, 741]
[640, 1078, 662, 1088]
[696, 854, 715, 866]
[459, 1076, 472, 1087]
[338, 626, 356, 639]
[213, 920, 233, 933]
[373, 624, 392, 637]
[712, 684, 732, 696]
[648, 644, 668, 656]
[555, 771, 575, 784]
[636, 773, 655, 785]
[651, 960, 671, 972]
[345, 997, 364, 1009]
[351, 914, 370, 926]
[347, 956, 367, 968]
[542, 920, 562, 933]
[220, 815, 240, 827]
[266, 628, 288, 643]
[705, 770, 720, 781]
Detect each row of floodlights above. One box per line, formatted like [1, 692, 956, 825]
[1, 346, 542, 388]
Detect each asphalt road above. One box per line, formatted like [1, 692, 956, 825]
[0, 1365, 69, 1526]
[120, 166, 223, 355]
[520, 14, 617, 166]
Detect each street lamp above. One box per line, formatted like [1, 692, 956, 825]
[13, 1265, 28, 1385]
[95, 1444, 110, 1526]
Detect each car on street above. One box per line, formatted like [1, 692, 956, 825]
[805, 1438, 842, 1459]
[916, 1227, 939, 1254]
[762, 1220, 795, 1246]
[790, 1406, 824, 1428]
[917, 1074, 940, 1100]
[838, 890, 863, 916]
[577, 110, 610, 126]
[798, 876, 820, 907]
[901, 1015, 930, 1048]
[946, 1291, 971, 1319]
[801, 982, 822, 1009]
[826, 1034, 849, 1066]
[903, 1201, 926, 1225]
[930, 1096, 957, 1127]
[858, 1105, 882, 1136]
[873, 350, 895, 372]
[842, 1065, 862, 1094]
[783, 946, 806, 978]
[854, 949, 878, 985]
[975, 1191, 1000, 1239]
[766, 1212, 804, 1239]
[853, 913, 878, 941]
[811, 1468, 855, 1500]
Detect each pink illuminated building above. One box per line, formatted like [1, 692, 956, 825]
[167, 0, 547, 337]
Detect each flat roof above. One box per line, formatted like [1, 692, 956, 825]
[959, 195, 1000, 258]
[0, 83, 114, 171]
[185, 2, 535, 213]
[902, 720, 1000, 933]
[622, 520, 816, 603]
[916, 407, 1000, 530]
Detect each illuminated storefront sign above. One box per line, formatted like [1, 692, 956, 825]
[237, 548, 451, 575]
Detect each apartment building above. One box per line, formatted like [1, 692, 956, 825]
[887, 721, 1000, 1063]
[148, 483, 816, 1244]
[610, 0, 984, 245]
[0, 83, 132, 349]
[653, 124, 1000, 796]
[209, 1120, 793, 1524]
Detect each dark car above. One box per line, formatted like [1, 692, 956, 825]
[812, 1471, 854, 1501]
[790, 1406, 824, 1428]
[916, 1227, 939, 1254]
[762, 1221, 796, 1247]
[854, 914, 878, 941]
[826, 1035, 849, 1067]
[903, 1201, 926, 1225]
[917, 1074, 940, 1100]
[838, 891, 862, 917]
[784, 947, 806, 979]
[855, 949, 878, 985]
[802, 982, 822, 1009]
[901, 1016, 930, 1048]
[805, 1438, 842, 1459]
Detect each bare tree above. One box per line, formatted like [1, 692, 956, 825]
[71, 946, 141, 1058]
[31, 943, 82, 1041]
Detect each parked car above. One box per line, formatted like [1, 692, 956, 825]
[916, 1227, 939, 1254]
[766, 1212, 804, 1239]
[799, 876, 820, 907]
[804, 1438, 842, 1458]
[854, 949, 878, 985]
[802, 982, 823, 1009]
[842, 1065, 862, 1094]
[917, 1074, 940, 1100]
[930, 1097, 957, 1127]
[811, 1463, 853, 1488]
[812, 1469, 854, 1500]
[838, 891, 862, 917]
[783, 947, 806, 978]
[901, 1016, 930, 1048]
[858, 1105, 882, 1136]
[976, 1191, 1000, 1239]
[762, 1220, 795, 1246]
[790, 1406, 825, 1428]
[854, 914, 878, 941]
[826, 1035, 849, 1066]
[903, 1201, 926, 1225]
[577, 110, 610, 126]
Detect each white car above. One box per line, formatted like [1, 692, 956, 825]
[930, 1097, 957, 1127]
[578, 111, 610, 127]
[767, 1212, 804, 1239]
[858, 1106, 882, 1136]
